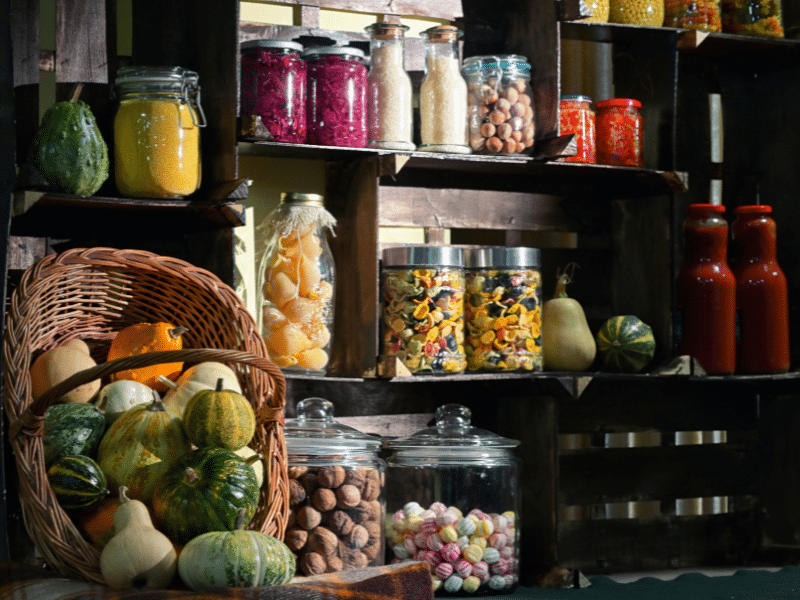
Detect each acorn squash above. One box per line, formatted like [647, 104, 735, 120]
[596, 315, 656, 373]
[47, 454, 109, 512]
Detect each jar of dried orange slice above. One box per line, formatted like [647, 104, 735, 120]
[258, 192, 336, 374]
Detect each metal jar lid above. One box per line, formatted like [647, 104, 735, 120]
[382, 246, 464, 268]
[280, 192, 324, 207]
[285, 398, 382, 456]
[561, 94, 593, 104]
[466, 246, 541, 269]
[302, 46, 365, 60]
[241, 39, 304, 53]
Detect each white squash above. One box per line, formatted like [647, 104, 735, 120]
[161, 361, 241, 416]
[235, 446, 264, 488]
[94, 380, 160, 425]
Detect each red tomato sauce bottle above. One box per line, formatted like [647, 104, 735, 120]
[730, 204, 790, 373]
[675, 204, 736, 374]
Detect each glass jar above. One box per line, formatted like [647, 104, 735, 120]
[675, 204, 736, 375]
[386, 404, 521, 595]
[240, 39, 307, 144]
[258, 192, 336, 374]
[559, 94, 596, 163]
[609, 0, 665, 25]
[303, 46, 368, 147]
[381, 246, 467, 374]
[113, 66, 205, 198]
[365, 23, 415, 151]
[418, 26, 471, 154]
[585, 0, 611, 21]
[465, 247, 543, 372]
[665, 0, 722, 31]
[596, 98, 643, 167]
[285, 398, 385, 576]
[463, 55, 534, 155]
[731, 205, 789, 374]
[722, 0, 783, 37]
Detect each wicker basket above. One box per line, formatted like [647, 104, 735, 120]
[2, 247, 289, 585]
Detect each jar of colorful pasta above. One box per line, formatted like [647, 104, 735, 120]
[665, 0, 722, 30]
[722, 0, 783, 37]
[381, 246, 467, 374]
[596, 98, 643, 167]
[465, 247, 543, 372]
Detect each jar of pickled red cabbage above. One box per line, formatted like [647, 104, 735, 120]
[240, 39, 307, 144]
[113, 66, 206, 198]
[259, 192, 336, 374]
[303, 46, 368, 148]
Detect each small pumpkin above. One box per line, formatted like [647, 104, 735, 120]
[107, 322, 188, 391]
[182, 378, 256, 451]
[177, 508, 295, 590]
[160, 361, 242, 417]
[30, 338, 101, 403]
[541, 265, 596, 371]
[596, 315, 656, 373]
[42, 402, 107, 464]
[47, 454, 109, 512]
[152, 447, 260, 544]
[94, 379, 160, 425]
[100, 486, 177, 590]
[76, 495, 121, 550]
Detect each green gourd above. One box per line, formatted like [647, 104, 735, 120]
[47, 454, 109, 512]
[596, 315, 656, 373]
[182, 378, 256, 451]
[28, 84, 109, 197]
[541, 265, 596, 371]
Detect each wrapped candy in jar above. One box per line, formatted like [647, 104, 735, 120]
[284, 398, 385, 576]
[258, 192, 335, 374]
[303, 46, 368, 148]
[381, 246, 467, 374]
[386, 404, 521, 595]
[465, 247, 543, 372]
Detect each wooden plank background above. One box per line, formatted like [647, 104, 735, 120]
[255, 0, 463, 20]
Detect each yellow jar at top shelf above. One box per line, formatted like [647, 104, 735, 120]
[113, 66, 206, 199]
[585, 0, 611, 22]
[610, 0, 665, 26]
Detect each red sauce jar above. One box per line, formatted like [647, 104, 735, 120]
[596, 98, 643, 167]
[559, 95, 596, 163]
[731, 205, 790, 373]
[675, 204, 736, 374]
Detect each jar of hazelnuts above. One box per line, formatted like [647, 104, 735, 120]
[463, 55, 535, 155]
[284, 397, 386, 576]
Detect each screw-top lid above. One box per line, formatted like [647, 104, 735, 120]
[596, 97, 642, 109]
[466, 246, 541, 269]
[735, 205, 772, 215]
[284, 398, 382, 455]
[561, 94, 593, 104]
[280, 192, 324, 207]
[382, 246, 464, 268]
[241, 39, 304, 53]
[302, 46, 365, 60]
[687, 203, 726, 218]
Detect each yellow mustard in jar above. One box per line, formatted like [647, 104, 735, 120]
[113, 66, 205, 198]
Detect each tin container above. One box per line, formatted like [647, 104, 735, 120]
[596, 98, 643, 167]
[559, 94, 596, 163]
[386, 404, 521, 595]
[284, 398, 386, 576]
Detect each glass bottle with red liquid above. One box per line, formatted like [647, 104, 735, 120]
[730, 205, 789, 373]
[675, 204, 736, 374]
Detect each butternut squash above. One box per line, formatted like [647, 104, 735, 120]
[541, 265, 596, 371]
[30, 338, 101, 403]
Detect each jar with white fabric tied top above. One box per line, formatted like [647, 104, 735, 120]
[258, 192, 336, 375]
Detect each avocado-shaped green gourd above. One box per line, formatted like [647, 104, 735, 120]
[28, 86, 109, 197]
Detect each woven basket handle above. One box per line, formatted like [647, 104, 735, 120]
[9, 348, 286, 442]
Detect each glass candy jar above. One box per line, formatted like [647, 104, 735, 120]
[465, 247, 543, 372]
[609, 0, 665, 25]
[365, 22, 415, 151]
[386, 404, 521, 595]
[418, 25, 471, 154]
[463, 55, 534, 155]
[259, 192, 336, 374]
[722, 0, 784, 37]
[285, 398, 385, 576]
[304, 46, 368, 147]
[240, 39, 307, 143]
[381, 246, 467, 375]
[559, 94, 596, 163]
[113, 66, 205, 198]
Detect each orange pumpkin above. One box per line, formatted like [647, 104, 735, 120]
[107, 322, 188, 391]
[76, 496, 120, 550]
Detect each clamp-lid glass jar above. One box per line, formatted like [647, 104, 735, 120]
[465, 247, 543, 372]
[386, 404, 521, 595]
[285, 398, 385, 576]
[381, 246, 467, 375]
[240, 39, 307, 144]
[113, 66, 206, 198]
[303, 46, 368, 148]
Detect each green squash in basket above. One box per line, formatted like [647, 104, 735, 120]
[43, 402, 107, 465]
[47, 454, 109, 512]
[596, 315, 656, 373]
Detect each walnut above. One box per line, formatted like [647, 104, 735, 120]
[288, 465, 308, 479]
[361, 476, 381, 502]
[299, 552, 327, 576]
[351, 499, 382, 525]
[299, 471, 319, 495]
[335, 484, 361, 509]
[343, 468, 367, 492]
[308, 526, 339, 556]
[289, 479, 306, 506]
[312, 487, 336, 512]
[285, 527, 308, 552]
[364, 519, 382, 543]
[341, 548, 369, 570]
[296, 505, 322, 530]
[326, 555, 343, 573]
[317, 465, 346, 488]
[327, 510, 355, 536]
[348, 524, 369, 549]
[362, 537, 382, 561]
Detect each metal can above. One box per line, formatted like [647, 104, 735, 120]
[559, 94, 596, 163]
[596, 98, 643, 167]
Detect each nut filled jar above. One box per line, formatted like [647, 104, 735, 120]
[609, 0, 665, 25]
[381, 246, 467, 374]
[596, 98, 643, 167]
[465, 247, 543, 372]
[258, 192, 336, 374]
[386, 404, 521, 595]
[113, 66, 205, 198]
[285, 398, 385, 576]
[559, 94, 596, 163]
[463, 55, 535, 155]
[303, 46, 368, 147]
[240, 39, 307, 143]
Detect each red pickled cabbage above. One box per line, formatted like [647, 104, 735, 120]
[240, 47, 307, 144]
[306, 54, 367, 148]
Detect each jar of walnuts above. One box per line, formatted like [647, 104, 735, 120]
[284, 397, 386, 576]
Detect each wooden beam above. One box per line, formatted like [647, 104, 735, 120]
[255, 0, 462, 21]
[55, 0, 108, 83]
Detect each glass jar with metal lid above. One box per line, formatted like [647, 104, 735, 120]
[284, 397, 385, 576]
[303, 46, 368, 148]
[465, 247, 543, 372]
[559, 94, 596, 163]
[386, 403, 521, 595]
[113, 66, 206, 198]
[240, 39, 307, 144]
[258, 192, 336, 374]
[381, 246, 467, 375]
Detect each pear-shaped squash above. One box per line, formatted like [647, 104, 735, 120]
[541, 266, 596, 371]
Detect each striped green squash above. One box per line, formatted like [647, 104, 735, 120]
[177, 509, 295, 590]
[43, 403, 107, 465]
[47, 454, 109, 511]
[596, 315, 656, 373]
[182, 378, 256, 451]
